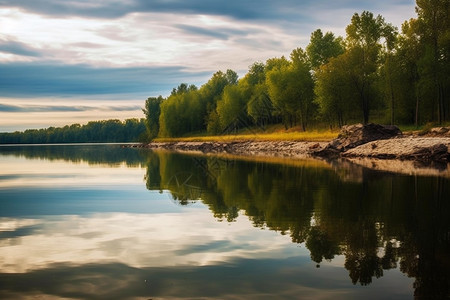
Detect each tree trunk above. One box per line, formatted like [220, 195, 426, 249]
[363, 98, 369, 125]
[415, 93, 420, 128]
[390, 80, 395, 125]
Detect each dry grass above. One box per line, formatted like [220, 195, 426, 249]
[153, 130, 337, 143]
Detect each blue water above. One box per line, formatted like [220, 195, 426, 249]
[0, 144, 448, 299]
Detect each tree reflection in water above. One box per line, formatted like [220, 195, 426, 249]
[144, 151, 450, 298]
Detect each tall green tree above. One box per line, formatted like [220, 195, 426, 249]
[306, 29, 344, 70]
[244, 62, 275, 129]
[158, 96, 179, 137]
[266, 57, 295, 129]
[204, 70, 239, 134]
[397, 18, 424, 125]
[266, 49, 314, 130]
[315, 53, 358, 127]
[415, 0, 450, 123]
[247, 83, 274, 129]
[379, 23, 398, 124]
[345, 11, 392, 124]
[216, 84, 249, 133]
[143, 96, 163, 140]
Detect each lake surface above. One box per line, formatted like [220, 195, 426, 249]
[0, 144, 448, 299]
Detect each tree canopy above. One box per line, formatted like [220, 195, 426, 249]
[0, 119, 147, 144]
[141, 2, 449, 140]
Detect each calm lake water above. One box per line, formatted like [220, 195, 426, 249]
[0, 144, 448, 299]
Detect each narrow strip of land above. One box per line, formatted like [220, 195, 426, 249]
[142, 124, 450, 161]
[144, 136, 450, 161]
[135, 124, 450, 177]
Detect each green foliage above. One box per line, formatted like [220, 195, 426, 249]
[143, 96, 163, 140]
[204, 70, 239, 134]
[266, 50, 314, 130]
[415, 0, 450, 123]
[216, 84, 249, 132]
[247, 83, 274, 128]
[0, 119, 147, 144]
[206, 109, 221, 135]
[156, 70, 240, 137]
[315, 53, 358, 127]
[345, 11, 394, 124]
[306, 29, 344, 69]
[246, 61, 266, 85]
[244, 62, 276, 128]
[147, 3, 450, 138]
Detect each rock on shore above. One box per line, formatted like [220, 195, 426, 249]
[313, 123, 402, 157]
[342, 137, 450, 161]
[329, 124, 450, 162]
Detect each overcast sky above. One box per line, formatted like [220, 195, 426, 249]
[0, 0, 416, 132]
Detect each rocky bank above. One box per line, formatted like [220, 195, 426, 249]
[142, 124, 450, 163]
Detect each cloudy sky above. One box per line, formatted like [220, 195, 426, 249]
[0, 0, 416, 132]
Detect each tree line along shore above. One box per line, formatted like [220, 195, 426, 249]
[0, 119, 147, 144]
[143, 2, 449, 141]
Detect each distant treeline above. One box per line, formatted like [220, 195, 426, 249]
[0, 119, 146, 144]
[144, 1, 449, 140]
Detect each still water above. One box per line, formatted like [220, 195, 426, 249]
[0, 144, 448, 299]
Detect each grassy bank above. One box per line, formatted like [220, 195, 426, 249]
[153, 126, 338, 143]
[151, 122, 449, 143]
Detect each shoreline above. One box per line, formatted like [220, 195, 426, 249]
[136, 124, 450, 177]
[141, 135, 450, 162]
[144, 140, 328, 159]
[137, 137, 450, 178]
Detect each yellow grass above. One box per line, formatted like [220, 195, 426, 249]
[153, 130, 338, 143]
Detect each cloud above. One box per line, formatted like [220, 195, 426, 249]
[0, 103, 143, 113]
[0, 0, 415, 24]
[69, 42, 106, 49]
[176, 24, 261, 41]
[176, 25, 230, 40]
[0, 62, 211, 98]
[0, 1, 416, 72]
[0, 0, 417, 132]
[0, 104, 88, 112]
[106, 105, 143, 111]
[0, 0, 132, 19]
[0, 40, 42, 57]
[0, 224, 43, 239]
[0, 0, 288, 20]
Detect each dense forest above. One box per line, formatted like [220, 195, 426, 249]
[0, 118, 146, 144]
[144, 0, 449, 139]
